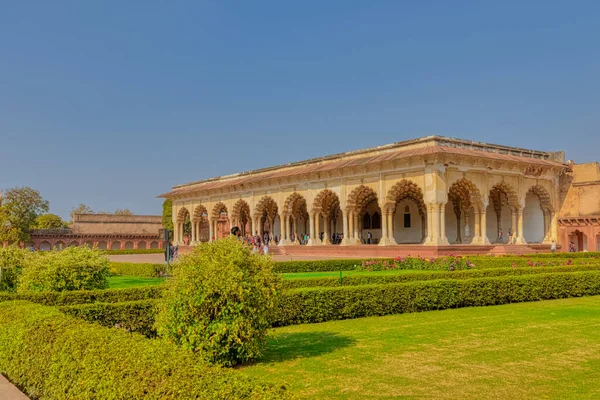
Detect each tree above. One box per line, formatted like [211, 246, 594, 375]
[155, 238, 281, 366]
[34, 214, 68, 229]
[162, 199, 173, 231]
[0, 208, 20, 245]
[70, 203, 94, 217]
[113, 208, 133, 216]
[1, 187, 50, 242]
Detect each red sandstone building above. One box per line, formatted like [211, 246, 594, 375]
[30, 214, 163, 251]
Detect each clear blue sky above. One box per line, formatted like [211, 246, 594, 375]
[1, 1, 599, 219]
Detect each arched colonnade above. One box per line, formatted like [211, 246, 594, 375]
[173, 178, 557, 247]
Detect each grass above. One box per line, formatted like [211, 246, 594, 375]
[107, 276, 166, 289]
[242, 296, 600, 399]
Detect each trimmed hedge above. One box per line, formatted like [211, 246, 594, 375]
[282, 264, 600, 289]
[271, 271, 600, 326]
[59, 270, 600, 333]
[274, 259, 366, 273]
[60, 300, 157, 337]
[103, 249, 164, 255]
[0, 286, 163, 306]
[274, 256, 591, 274]
[0, 302, 288, 399]
[109, 262, 167, 277]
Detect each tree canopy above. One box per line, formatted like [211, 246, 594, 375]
[34, 214, 68, 229]
[1, 187, 50, 242]
[162, 199, 173, 231]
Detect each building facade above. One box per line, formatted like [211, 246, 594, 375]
[161, 136, 569, 254]
[558, 162, 600, 252]
[31, 214, 163, 250]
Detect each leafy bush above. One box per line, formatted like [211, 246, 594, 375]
[0, 246, 27, 291]
[156, 237, 281, 366]
[0, 302, 289, 399]
[18, 246, 109, 292]
[0, 285, 164, 305]
[109, 262, 167, 277]
[272, 271, 600, 326]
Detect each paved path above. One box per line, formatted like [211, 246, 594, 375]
[0, 375, 28, 400]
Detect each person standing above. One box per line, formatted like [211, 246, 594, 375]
[498, 228, 503, 243]
[263, 243, 269, 256]
[367, 231, 372, 245]
[551, 240, 557, 253]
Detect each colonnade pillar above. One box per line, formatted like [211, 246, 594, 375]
[322, 214, 331, 244]
[341, 209, 351, 245]
[353, 212, 360, 244]
[480, 207, 490, 245]
[209, 219, 215, 242]
[511, 209, 517, 244]
[472, 209, 481, 244]
[307, 212, 317, 245]
[515, 207, 527, 244]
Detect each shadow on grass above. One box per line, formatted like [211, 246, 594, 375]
[255, 331, 356, 364]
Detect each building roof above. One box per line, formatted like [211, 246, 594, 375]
[159, 135, 568, 198]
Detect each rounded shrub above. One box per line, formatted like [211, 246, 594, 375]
[0, 246, 27, 291]
[18, 246, 109, 292]
[156, 237, 281, 366]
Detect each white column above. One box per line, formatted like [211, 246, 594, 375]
[480, 207, 490, 245]
[439, 203, 449, 245]
[191, 221, 196, 243]
[315, 213, 321, 244]
[209, 220, 214, 242]
[511, 209, 517, 244]
[341, 209, 351, 245]
[279, 215, 287, 245]
[473, 209, 481, 244]
[307, 212, 316, 245]
[426, 204, 433, 243]
[516, 208, 527, 244]
[353, 212, 360, 244]
[322, 214, 331, 245]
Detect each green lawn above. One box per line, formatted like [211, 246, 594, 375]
[107, 276, 166, 289]
[242, 296, 600, 399]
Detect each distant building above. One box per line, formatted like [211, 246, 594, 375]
[30, 214, 163, 250]
[558, 162, 600, 251]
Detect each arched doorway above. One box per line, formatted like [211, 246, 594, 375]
[193, 204, 210, 242]
[39, 241, 51, 251]
[347, 185, 381, 245]
[569, 230, 588, 252]
[211, 202, 230, 240]
[231, 200, 252, 237]
[312, 189, 342, 245]
[282, 193, 308, 244]
[523, 186, 553, 243]
[254, 196, 279, 240]
[137, 241, 147, 250]
[487, 182, 519, 244]
[447, 179, 483, 244]
[111, 241, 121, 250]
[385, 180, 426, 244]
[124, 241, 134, 250]
[176, 207, 192, 245]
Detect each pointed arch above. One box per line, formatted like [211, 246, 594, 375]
[447, 178, 484, 244]
[192, 204, 208, 222]
[526, 185, 553, 212]
[489, 181, 519, 210]
[347, 185, 379, 212]
[384, 180, 425, 213]
[177, 207, 191, 223]
[231, 199, 251, 221]
[254, 196, 279, 220]
[312, 189, 341, 218]
[283, 193, 308, 218]
[211, 202, 228, 220]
